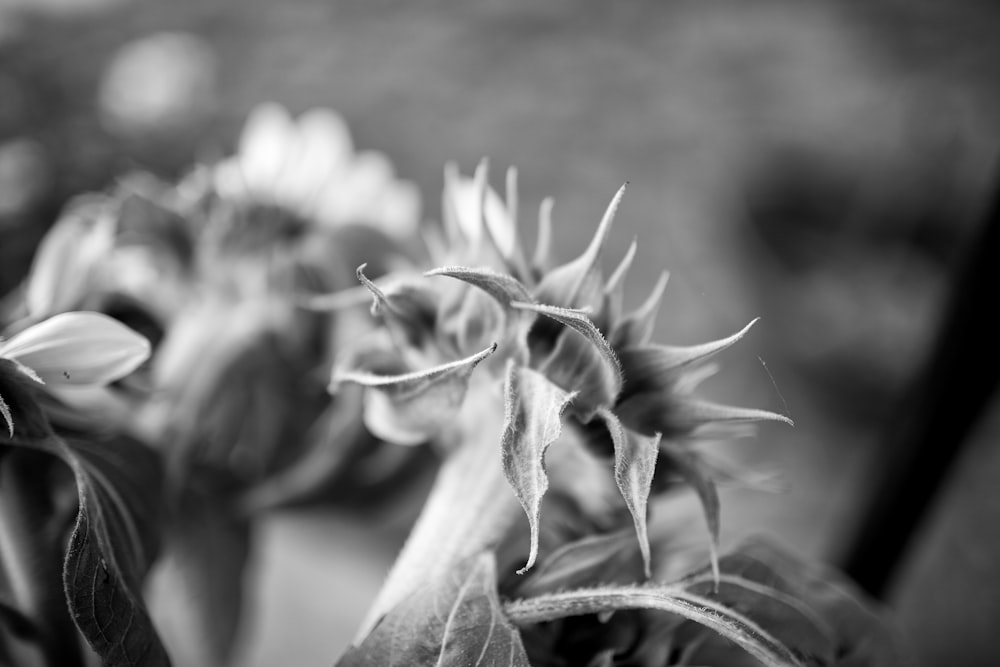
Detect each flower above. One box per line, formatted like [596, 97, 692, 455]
[211, 102, 421, 241]
[0, 311, 151, 436]
[331, 159, 792, 633]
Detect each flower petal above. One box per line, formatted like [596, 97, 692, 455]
[500, 361, 577, 574]
[24, 203, 115, 317]
[332, 343, 497, 446]
[610, 269, 669, 348]
[598, 408, 660, 578]
[0, 312, 151, 386]
[446, 159, 516, 257]
[238, 102, 295, 198]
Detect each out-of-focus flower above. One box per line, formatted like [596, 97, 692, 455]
[98, 31, 218, 138]
[331, 160, 791, 633]
[211, 103, 421, 242]
[0, 311, 150, 436]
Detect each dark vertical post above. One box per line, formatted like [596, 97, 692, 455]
[839, 165, 1000, 598]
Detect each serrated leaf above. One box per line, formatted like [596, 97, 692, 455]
[0, 312, 151, 387]
[504, 583, 802, 667]
[660, 444, 722, 587]
[500, 362, 576, 575]
[61, 435, 169, 666]
[338, 553, 530, 667]
[1, 361, 169, 667]
[532, 183, 627, 310]
[334, 343, 497, 446]
[597, 409, 659, 578]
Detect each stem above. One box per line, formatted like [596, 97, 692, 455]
[356, 389, 521, 640]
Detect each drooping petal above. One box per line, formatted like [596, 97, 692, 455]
[533, 182, 627, 310]
[332, 343, 497, 446]
[0, 312, 151, 386]
[500, 361, 577, 574]
[598, 408, 660, 578]
[610, 269, 669, 348]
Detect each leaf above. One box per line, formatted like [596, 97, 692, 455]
[60, 435, 170, 666]
[504, 583, 803, 667]
[676, 573, 837, 665]
[150, 468, 250, 667]
[500, 362, 576, 574]
[597, 409, 659, 578]
[0, 394, 11, 437]
[333, 343, 497, 446]
[0, 312, 151, 386]
[1, 359, 170, 667]
[337, 553, 531, 667]
[532, 183, 627, 310]
[704, 540, 906, 666]
[659, 444, 722, 587]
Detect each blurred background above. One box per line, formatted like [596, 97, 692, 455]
[2, 0, 999, 665]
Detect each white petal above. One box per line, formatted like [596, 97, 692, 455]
[25, 208, 114, 317]
[238, 103, 294, 198]
[449, 170, 515, 256]
[0, 312, 151, 386]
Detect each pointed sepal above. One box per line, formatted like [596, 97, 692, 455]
[500, 362, 576, 574]
[598, 408, 659, 579]
[332, 343, 497, 445]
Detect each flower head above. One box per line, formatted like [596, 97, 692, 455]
[333, 160, 792, 633]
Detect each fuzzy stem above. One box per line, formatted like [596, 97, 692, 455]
[355, 391, 520, 640]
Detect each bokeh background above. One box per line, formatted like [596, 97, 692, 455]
[2, 0, 999, 665]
